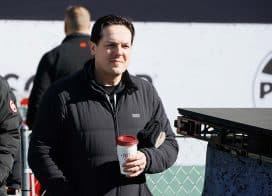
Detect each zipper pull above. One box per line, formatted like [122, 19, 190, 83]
[113, 94, 117, 112]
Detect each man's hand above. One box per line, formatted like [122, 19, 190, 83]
[123, 151, 146, 177]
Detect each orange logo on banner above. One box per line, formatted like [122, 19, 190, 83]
[9, 100, 17, 113]
[80, 42, 87, 48]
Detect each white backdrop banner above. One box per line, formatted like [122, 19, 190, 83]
[1, 20, 272, 165]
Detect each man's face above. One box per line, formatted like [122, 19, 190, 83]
[91, 25, 132, 82]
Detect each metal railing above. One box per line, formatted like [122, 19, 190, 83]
[20, 124, 36, 196]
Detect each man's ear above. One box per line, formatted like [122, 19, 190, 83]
[90, 41, 96, 55]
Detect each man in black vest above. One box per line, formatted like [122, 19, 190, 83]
[28, 15, 178, 196]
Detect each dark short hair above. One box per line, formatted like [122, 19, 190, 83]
[90, 15, 135, 44]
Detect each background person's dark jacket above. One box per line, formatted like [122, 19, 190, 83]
[26, 33, 92, 129]
[0, 76, 21, 196]
[28, 60, 179, 196]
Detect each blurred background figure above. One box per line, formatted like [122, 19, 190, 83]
[0, 76, 21, 196]
[26, 5, 92, 129]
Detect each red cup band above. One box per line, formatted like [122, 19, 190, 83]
[117, 135, 138, 146]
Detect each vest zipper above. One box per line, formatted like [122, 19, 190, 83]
[105, 93, 119, 136]
[105, 93, 120, 196]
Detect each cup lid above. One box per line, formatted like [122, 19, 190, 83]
[116, 135, 138, 146]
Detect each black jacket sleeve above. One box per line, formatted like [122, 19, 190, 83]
[0, 77, 21, 187]
[140, 86, 179, 173]
[26, 52, 55, 130]
[28, 86, 75, 196]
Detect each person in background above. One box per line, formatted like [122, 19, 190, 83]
[6, 85, 22, 195]
[0, 76, 21, 196]
[28, 15, 179, 196]
[26, 5, 92, 129]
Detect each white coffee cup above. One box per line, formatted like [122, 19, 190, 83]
[116, 135, 138, 175]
